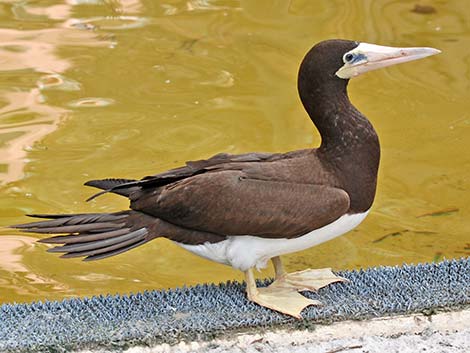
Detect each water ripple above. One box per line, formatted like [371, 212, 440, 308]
[68, 97, 115, 108]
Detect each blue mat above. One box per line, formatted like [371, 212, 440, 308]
[1, 258, 469, 353]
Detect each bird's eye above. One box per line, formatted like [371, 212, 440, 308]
[344, 53, 355, 63]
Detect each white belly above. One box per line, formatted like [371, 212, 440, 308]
[174, 211, 369, 272]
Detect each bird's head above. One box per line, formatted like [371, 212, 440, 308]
[299, 39, 440, 84]
[334, 40, 441, 79]
[298, 39, 440, 108]
[296, 39, 441, 145]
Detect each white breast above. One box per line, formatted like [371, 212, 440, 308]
[174, 211, 369, 272]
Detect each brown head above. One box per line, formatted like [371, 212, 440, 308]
[297, 39, 440, 212]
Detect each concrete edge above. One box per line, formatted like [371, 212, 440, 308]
[102, 308, 470, 353]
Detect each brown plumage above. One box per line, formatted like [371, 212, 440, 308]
[12, 40, 386, 262]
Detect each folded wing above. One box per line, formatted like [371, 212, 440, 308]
[132, 170, 350, 240]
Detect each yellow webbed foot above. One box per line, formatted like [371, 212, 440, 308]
[273, 267, 347, 292]
[248, 284, 321, 319]
[244, 258, 346, 319]
[245, 267, 321, 319]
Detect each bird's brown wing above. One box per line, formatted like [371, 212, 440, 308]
[85, 152, 283, 200]
[131, 170, 350, 241]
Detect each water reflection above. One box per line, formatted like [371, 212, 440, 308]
[37, 74, 81, 91]
[0, 235, 36, 273]
[0, 12, 115, 184]
[0, 88, 67, 184]
[0, 234, 68, 299]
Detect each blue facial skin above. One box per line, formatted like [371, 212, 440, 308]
[351, 53, 367, 63]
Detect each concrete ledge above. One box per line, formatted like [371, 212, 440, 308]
[118, 309, 470, 353]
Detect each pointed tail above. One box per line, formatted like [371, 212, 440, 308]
[10, 211, 154, 261]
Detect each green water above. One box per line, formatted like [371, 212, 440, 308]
[0, 0, 469, 304]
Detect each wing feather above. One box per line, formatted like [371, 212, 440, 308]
[132, 171, 350, 239]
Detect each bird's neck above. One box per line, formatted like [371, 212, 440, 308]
[299, 78, 381, 212]
[299, 78, 375, 149]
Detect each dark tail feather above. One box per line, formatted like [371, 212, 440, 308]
[40, 229, 130, 244]
[10, 211, 152, 261]
[60, 230, 148, 261]
[84, 178, 140, 201]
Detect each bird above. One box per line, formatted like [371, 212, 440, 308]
[11, 39, 440, 318]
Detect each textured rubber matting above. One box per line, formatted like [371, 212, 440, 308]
[1, 258, 469, 352]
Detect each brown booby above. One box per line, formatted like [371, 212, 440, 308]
[12, 39, 440, 318]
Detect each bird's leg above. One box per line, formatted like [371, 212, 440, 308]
[270, 256, 347, 292]
[271, 256, 286, 279]
[244, 268, 319, 319]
